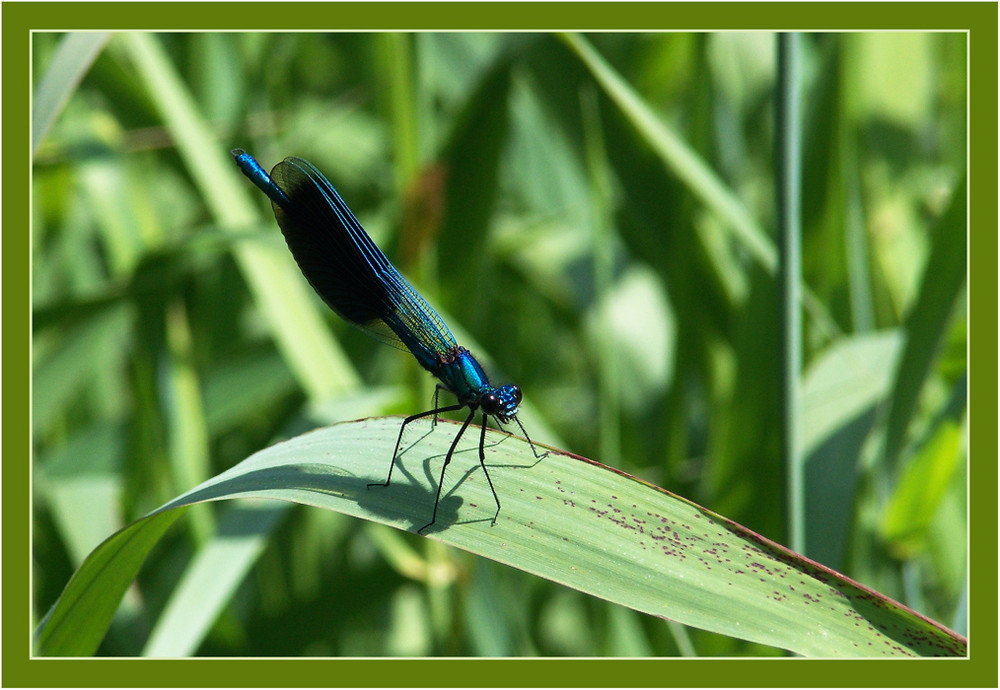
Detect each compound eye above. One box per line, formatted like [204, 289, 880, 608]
[509, 385, 523, 405]
[480, 392, 500, 414]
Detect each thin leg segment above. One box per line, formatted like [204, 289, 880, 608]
[478, 411, 502, 525]
[513, 415, 548, 460]
[430, 384, 450, 428]
[418, 407, 477, 534]
[368, 403, 465, 489]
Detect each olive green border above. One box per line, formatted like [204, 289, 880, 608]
[7, 2, 995, 687]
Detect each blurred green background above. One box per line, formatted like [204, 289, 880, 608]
[31, 32, 967, 656]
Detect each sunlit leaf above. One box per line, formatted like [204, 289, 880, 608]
[36, 419, 966, 658]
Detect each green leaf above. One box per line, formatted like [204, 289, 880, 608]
[801, 330, 903, 570]
[36, 419, 965, 657]
[34, 510, 183, 656]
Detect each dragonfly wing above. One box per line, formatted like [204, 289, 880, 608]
[269, 157, 458, 371]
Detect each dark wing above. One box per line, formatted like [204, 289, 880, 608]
[268, 157, 457, 372]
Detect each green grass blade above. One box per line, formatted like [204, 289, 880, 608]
[163, 300, 214, 542]
[560, 32, 776, 272]
[561, 32, 842, 343]
[142, 502, 288, 657]
[36, 419, 965, 657]
[776, 33, 805, 553]
[581, 85, 622, 467]
[32, 32, 111, 155]
[35, 421, 127, 566]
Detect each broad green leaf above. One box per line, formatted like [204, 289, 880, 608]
[36, 418, 965, 657]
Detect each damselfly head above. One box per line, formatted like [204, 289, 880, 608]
[481, 384, 522, 422]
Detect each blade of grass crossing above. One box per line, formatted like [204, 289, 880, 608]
[32, 32, 112, 155]
[561, 32, 842, 345]
[142, 502, 288, 657]
[560, 32, 776, 272]
[776, 33, 805, 553]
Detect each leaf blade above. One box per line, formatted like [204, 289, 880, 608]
[38, 418, 966, 657]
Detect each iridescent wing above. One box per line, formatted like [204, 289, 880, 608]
[267, 157, 457, 372]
